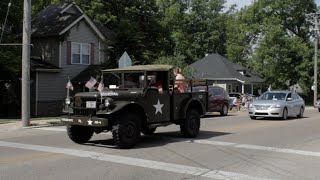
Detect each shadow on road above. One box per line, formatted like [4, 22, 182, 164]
[251, 116, 309, 121]
[85, 130, 231, 149]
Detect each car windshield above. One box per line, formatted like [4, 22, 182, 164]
[259, 92, 286, 100]
[103, 72, 145, 89]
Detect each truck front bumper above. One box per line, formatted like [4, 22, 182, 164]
[61, 115, 108, 127]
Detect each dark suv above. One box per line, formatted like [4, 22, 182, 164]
[193, 86, 229, 116]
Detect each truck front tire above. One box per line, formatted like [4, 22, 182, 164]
[67, 125, 93, 144]
[180, 109, 200, 138]
[112, 113, 140, 149]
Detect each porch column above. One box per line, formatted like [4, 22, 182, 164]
[241, 83, 245, 94]
[251, 84, 254, 94]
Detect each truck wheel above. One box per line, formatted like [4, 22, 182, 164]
[220, 104, 228, 116]
[180, 109, 200, 138]
[67, 125, 93, 144]
[112, 113, 140, 149]
[141, 127, 157, 135]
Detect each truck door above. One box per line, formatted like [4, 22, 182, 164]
[143, 89, 171, 123]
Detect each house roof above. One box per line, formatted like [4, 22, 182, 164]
[32, 3, 114, 41]
[31, 58, 62, 72]
[72, 65, 104, 82]
[102, 65, 174, 72]
[190, 54, 264, 84]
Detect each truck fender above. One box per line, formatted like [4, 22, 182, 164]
[183, 98, 205, 119]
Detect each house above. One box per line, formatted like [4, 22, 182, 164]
[30, 3, 113, 116]
[190, 54, 264, 94]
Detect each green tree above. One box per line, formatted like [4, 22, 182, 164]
[226, 0, 316, 93]
[157, 0, 228, 64]
[77, 0, 167, 65]
[0, 0, 23, 76]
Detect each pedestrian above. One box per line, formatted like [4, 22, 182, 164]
[174, 68, 186, 93]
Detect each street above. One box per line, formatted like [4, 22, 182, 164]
[1, 108, 320, 180]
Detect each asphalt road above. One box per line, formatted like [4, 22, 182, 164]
[1, 108, 320, 180]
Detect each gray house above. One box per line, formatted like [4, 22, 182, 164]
[191, 54, 264, 94]
[31, 3, 113, 116]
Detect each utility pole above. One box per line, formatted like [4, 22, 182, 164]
[22, 0, 31, 127]
[306, 12, 320, 107]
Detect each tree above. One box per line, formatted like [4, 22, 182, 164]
[226, 0, 316, 93]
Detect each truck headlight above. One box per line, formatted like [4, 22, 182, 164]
[104, 98, 113, 107]
[65, 98, 71, 105]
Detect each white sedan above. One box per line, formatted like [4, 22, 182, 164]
[248, 91, 305, 120]
[316, 100, 320, 112]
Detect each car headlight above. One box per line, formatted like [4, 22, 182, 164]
[104, 98, 113, 108]
[272, 104, 281, 108]
[65, 98, 71, 105]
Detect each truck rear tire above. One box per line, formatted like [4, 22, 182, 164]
[112, 113, 140, 149]
[67, 125, 93, 144]
[180, 109, 200, 138]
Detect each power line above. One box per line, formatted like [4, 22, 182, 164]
[0, 0, 12, 43]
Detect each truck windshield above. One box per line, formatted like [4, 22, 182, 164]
[103, 72, 145, 89]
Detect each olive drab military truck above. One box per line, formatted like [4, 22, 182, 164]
[61, 65, 208, 148]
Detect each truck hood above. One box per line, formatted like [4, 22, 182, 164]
[74, 89, 144, 99]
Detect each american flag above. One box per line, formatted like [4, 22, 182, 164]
[85, 76, 97, 89]
[66, 79, 74, 90]
[97, 75, 104, 92]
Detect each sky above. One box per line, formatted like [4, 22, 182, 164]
[225, 0, 320, 9]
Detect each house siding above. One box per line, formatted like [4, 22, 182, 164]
[36, 20, 108, 116]
[31, 38, 60, 67]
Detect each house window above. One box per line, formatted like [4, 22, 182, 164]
[71, 43, 90, 65]
[228, 84, 232, 93]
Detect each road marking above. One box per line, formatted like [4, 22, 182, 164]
[179, 139, 320, 157]
[35, 127, 320, 157]
[0, 141, 272, 180]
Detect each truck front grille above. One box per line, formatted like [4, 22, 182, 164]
[73, 97, 101, 116]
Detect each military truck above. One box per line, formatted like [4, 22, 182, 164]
[61, 65, 208, 148]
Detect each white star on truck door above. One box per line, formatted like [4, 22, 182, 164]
[153, 99, 164, 115]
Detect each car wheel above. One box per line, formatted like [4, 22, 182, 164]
[318, 108, 320, 112]
[67, 125, 93, 144]
[141, 127, 157, 135]
[112, 113, 140, 149]
[297, 107, 304, 118]
[282, 108, 288, 120]
[250, 116, 256, 120]
[180, 109, 200, 138]
[220, 104, 228, 116]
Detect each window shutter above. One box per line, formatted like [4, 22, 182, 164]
[67, 41, 71, 65]
[90, 43, 94, 65]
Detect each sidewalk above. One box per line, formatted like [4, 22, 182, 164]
[0, 118, 62, 131]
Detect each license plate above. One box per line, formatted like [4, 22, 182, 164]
[86, 101, 96, 108]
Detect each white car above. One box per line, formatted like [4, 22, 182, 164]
[248, 91, 305, 120]
[316, 100, 320, 112]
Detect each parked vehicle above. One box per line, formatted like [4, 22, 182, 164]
[315, 100, 320, 112]
[193, 86, 229, 116]
[248, 90, 305, 120]
[61, 65, 208, 148]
